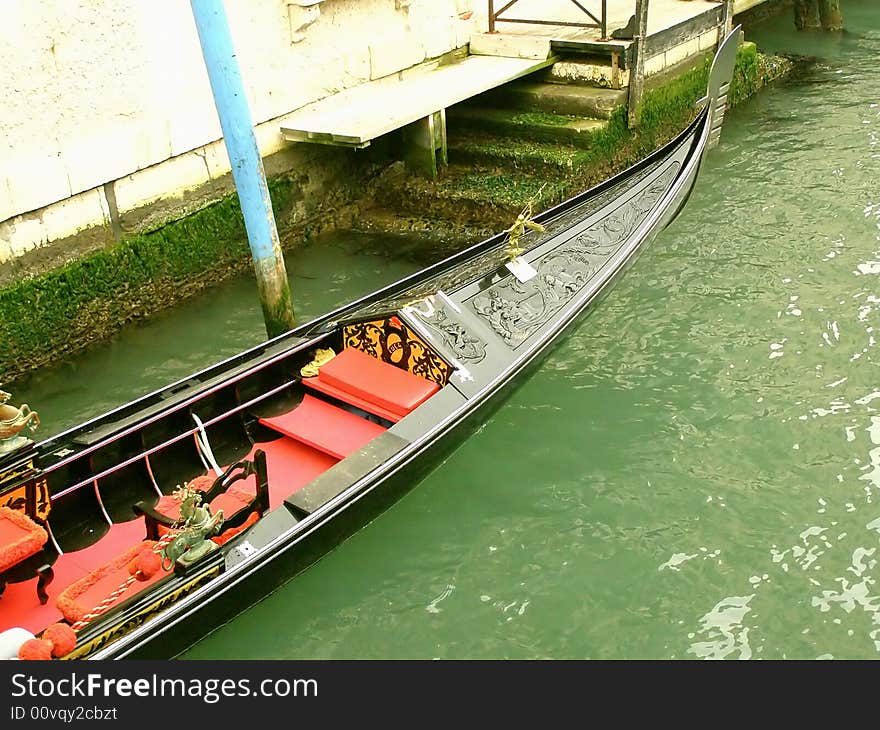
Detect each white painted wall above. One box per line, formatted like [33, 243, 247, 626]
[0, 0, 475, 264]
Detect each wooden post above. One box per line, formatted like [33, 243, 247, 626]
[626, 0, 650, 130]
[488, 0, 495, 33]
[189, 0, 296, 338]
[720, 0, 734, 37]
[818, 0, 843, 30]
[794, 0, 821, 30]
[402, 111, 447, 179]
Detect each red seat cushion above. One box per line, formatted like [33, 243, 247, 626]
[302, 379, 403, 422]
[0, 507, 48, 573]
[153, 475, 213, 522]
[56, 541, 167, 624]
[155, 482, 255, 538]
[209, 483, 256, 518]
[259, 395, 386, 459]
[305, 348, 439, 419]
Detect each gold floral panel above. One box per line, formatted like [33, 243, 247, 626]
[0, 461, 50, 521]
[343, 317, 453, 387]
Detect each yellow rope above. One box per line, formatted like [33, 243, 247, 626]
[300, 347, 336, 377]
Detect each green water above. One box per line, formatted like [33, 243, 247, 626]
[12, 2, 880, 659]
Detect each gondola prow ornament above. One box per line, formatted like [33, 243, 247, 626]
[504, 199, 546, 261]
[0, 386, 40, 455]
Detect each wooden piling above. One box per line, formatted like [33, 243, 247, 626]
[626, 0, 650, 130]
[794, 0, 821, 30]
[721, 0, 734, 37]
[189, 0, 296, 339]
[818, 0, 843, 30]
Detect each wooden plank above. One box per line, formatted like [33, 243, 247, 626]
[279, 55, 556, 147]
[279, 129, 368, 149]
[733, 0, 771, 12]
[550, 38, 629, 57]
[627, 0, 650, 129]
[644, 6, 723, 57]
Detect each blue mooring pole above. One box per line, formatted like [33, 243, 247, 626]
[189, 0, 295, 337]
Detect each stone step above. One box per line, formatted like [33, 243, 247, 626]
[479, 81, 626, 120]
[448, 132, 591, 175]
[446, 106, 607, 149]
[372, 163, 567, 229]
[352, 209, 495, 260]
[545, 58, 630, 90]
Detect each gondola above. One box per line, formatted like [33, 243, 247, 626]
[0, 28, 741, 660]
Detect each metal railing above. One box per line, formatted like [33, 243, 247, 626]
[487, 0, 608, 40]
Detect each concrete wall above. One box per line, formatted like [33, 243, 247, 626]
[733, 0, 775, 13]
[0, 0, 475, 272]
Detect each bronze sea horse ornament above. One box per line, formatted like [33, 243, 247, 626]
[161, 486, 224, 570]
[0, 386, 40, 454]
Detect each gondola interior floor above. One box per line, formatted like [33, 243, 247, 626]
[0, 433, 337, 635]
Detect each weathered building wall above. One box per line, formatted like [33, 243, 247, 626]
[0, 0, 475, 276]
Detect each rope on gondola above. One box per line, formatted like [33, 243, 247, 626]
[504, 185, 547, 261]
[17, 521, 183, 660]
[69, 524, 180, 633]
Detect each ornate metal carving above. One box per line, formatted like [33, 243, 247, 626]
[0, 386, 40, 455]
[343, 317, 453, 386]
[471, 164, 679, 349]
[406, 301, 487, 364]
[345, 155, 674, 323]
[569, 163, 679, 254]
[161, 488, 223, 570]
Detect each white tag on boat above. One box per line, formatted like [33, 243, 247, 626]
[506, 257, 538, 283]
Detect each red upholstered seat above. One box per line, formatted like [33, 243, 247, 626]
[154, 480, 256, 540]
[208, 484, 257, 519]
[259, 395, 386, 459]
[303, 348, 439, 421]
[0, 507, 48, 574]
[56, 541, 167, 624]
[152, 474, 214, 523]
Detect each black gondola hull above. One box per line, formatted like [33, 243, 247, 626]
[95, 111, 711, 659]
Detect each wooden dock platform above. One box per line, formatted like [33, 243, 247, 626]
[279, 54, 556, 150]
[277, 1, 758, 175]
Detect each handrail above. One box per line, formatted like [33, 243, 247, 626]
[488, 0, 608, 40]
[49, 376, 299, 502]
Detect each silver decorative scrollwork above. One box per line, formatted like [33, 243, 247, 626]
[471, 164, 679, 349]
[407, 303, 488, 364]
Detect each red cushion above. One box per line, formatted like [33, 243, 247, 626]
[0, 507, 48, 573]
[156, 482, 255, 538]
[302, 379, 403, 423]
[56, 541, 166, 624]
[259, 395, 385, 459]
[306, 348, 439, 419]
[209, 483, 256, 518]
[211, 511, 260, 546]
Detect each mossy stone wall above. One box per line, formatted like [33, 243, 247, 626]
[0, 42, 777, 385]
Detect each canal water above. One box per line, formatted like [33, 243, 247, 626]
[11, 0, 880, 659]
